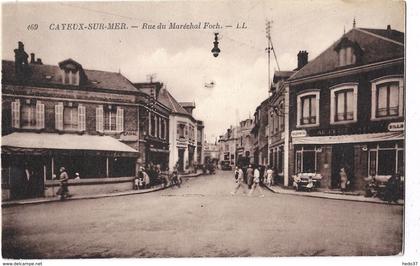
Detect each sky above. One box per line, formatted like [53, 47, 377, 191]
[1, 0, 405, 142]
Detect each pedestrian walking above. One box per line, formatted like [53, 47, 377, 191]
[56, 167, 70, 200]
[231, 166, 246, 195]
[266, 166, 274, 187]
[246, 164, 254, 189]
[248, 165, 264, 197]
[339, 166, 349, 192]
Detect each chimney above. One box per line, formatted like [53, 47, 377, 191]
[36, 58, 43, 65]
[14, 41, 29, 78]
[387, 25, 391, 31]
[297, 50, 308, 70]
[30, 53, 35, 64]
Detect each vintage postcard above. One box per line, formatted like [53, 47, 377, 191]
[1, 0, 417, 264]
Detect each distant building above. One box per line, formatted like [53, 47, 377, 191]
[203, 140, 219, 164]
[236, 118, 255, 167]
[218, 126, 238, 167]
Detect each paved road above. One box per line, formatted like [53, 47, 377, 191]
[2, 170, 403, 258]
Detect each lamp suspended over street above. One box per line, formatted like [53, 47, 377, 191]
[211, 32, 220, 57]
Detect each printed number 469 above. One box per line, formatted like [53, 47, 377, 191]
[27, 24, 38, 30]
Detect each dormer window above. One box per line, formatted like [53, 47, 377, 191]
[61, 70, 80, 85]
[338, 47, 356, 67]
[58, 58, 86, 86]
[334, 37, 363, 67]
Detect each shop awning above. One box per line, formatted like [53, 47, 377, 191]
[1, 132, 139, 155]
[292, 132, 404, 145]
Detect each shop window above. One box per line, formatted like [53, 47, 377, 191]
[330, 84, 358, 124]
[368, 143, 404, 176]
[297, 91, 319, 127]
[295, 146, 320, 173]
[371, 76, 403, 120]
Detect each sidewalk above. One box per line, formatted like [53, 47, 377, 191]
[2, 172, 202, 207]
[265, 185, 404, 205]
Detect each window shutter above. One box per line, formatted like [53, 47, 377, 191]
[96, 106, 104, 132]
[116, 107, 124, 132]
[78, 105, 86, 131]
[36, 102, 45, 129]
[55, 103, 63, 130]
[11, 100, 21, 128]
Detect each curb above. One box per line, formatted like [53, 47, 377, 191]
[2, 173, 203, 207]
[264, 185, 404, 206]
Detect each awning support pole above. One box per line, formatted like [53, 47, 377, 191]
[106, 157, 109, 178]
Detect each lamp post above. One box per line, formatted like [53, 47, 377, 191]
[211, 33, 220, 57]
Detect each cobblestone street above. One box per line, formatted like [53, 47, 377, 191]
[2, 170, 403, 258]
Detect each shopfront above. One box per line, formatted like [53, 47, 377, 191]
[2, 132, 139, 200]
[291, 131, 404, 191]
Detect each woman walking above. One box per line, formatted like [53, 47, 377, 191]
[248, 165, 264, 197]
[231, 166, 246, 195]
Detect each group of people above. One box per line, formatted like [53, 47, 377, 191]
[133, 167, 151, 190]
[231, 164, 275, 197]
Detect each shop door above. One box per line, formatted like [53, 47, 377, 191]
[178, 148, 185, 171]
[332, 144, 354, 189]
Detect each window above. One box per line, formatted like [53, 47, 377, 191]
[21, 101, 36, 128]
[160, 118, 166, 139]
[371, 76, 403, 120]
[177, 123, 185, 139]
[96, 105, 123, 132]
[376, 82, 399, 117]
[12, 99, 45, 129]
[297, 91, 319, 127]
[295, 146, 321, 173]
[105, 108, 117, 131]
[279, 102, 285, 131]
[368, 142, 404, 176]
[64, 107, 78, 130]
[338, 47, 356, 67]
[330, 84, 358, 124]
[61, 70, 79, 85]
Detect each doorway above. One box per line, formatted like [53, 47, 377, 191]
[331, 144, 354, 189]
[178, 148, 185, 172]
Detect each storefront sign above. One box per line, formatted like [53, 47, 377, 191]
[388, 122, 404, 132]
[291, 130, 307, 138]
[120, 131, 138, 141]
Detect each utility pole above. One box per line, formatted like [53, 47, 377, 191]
[146, 73, 156, 83]
[265, 20, 273, 94]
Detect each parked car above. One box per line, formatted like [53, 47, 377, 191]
[221, 161, 232, 171]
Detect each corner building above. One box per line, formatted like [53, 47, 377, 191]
[286, 26, 404, 190]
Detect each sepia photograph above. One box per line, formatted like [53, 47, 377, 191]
[0, 0, 417, 264]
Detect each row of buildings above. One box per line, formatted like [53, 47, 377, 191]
[1, 42, 204, 200]
[218, 24, 404, 191]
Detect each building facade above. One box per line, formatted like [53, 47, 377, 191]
[218, 126, 238, 167]
[236, 118, 254, 167]
[158, 90, 203, 173]
[286, 26, 404, 190]
[2, 42, 143, 200]
[267, 71, 295, 183]
[134, 82, 171, 171]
